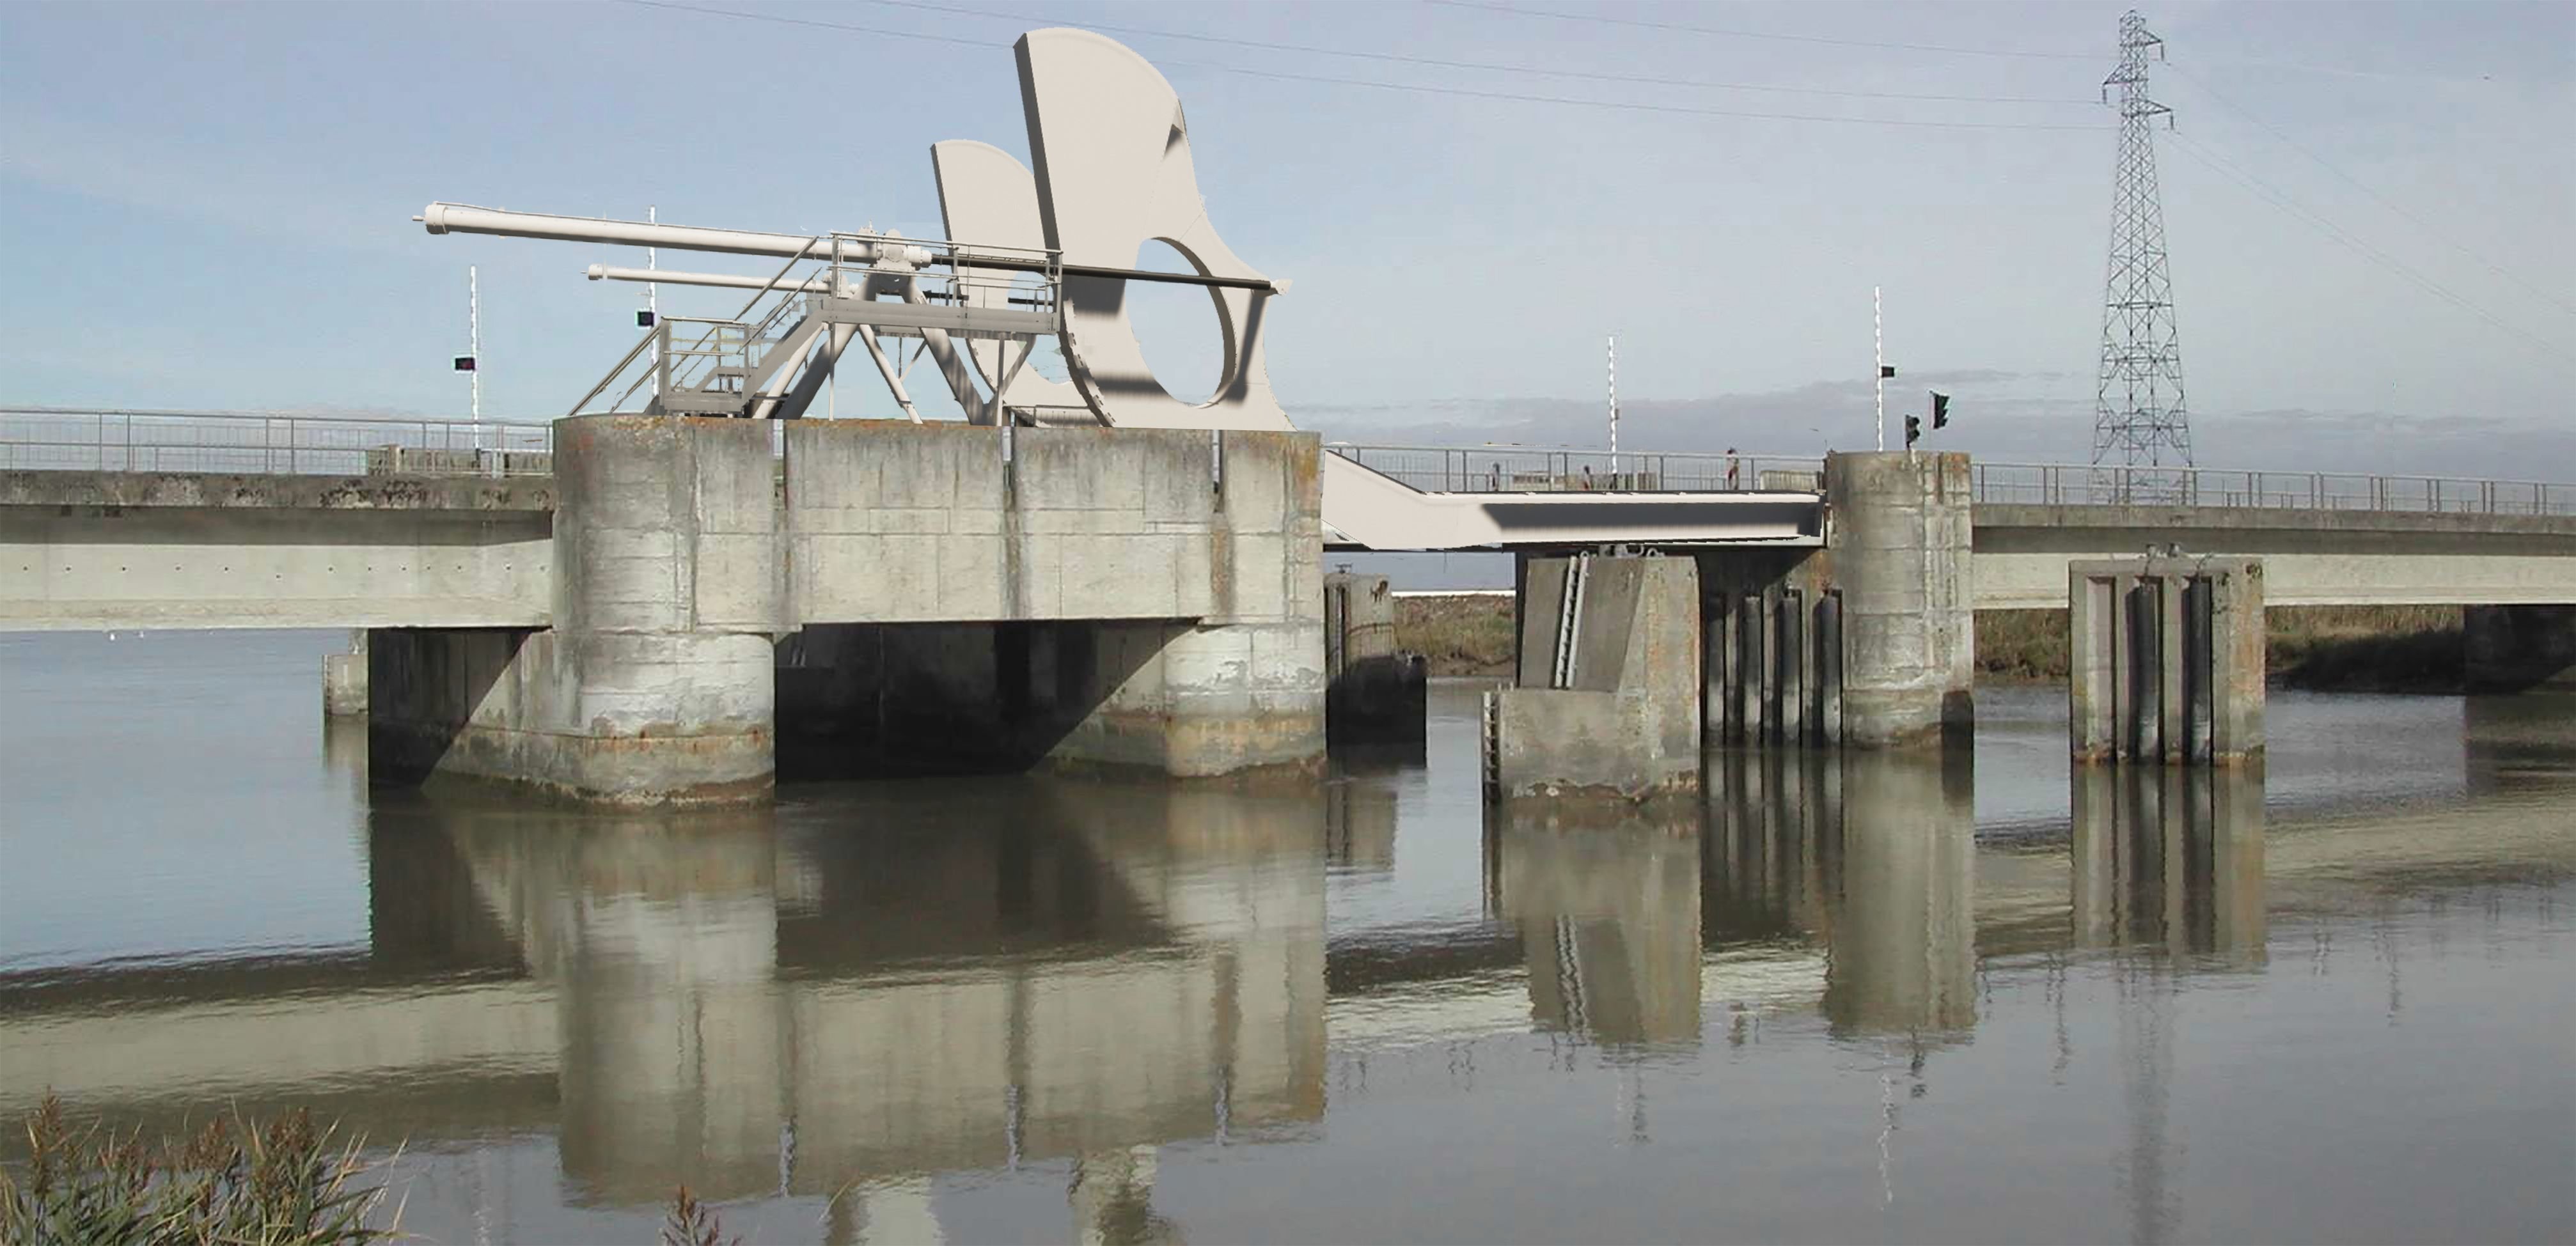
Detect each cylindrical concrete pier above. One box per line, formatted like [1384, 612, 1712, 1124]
[1823, 452, 1974, 749]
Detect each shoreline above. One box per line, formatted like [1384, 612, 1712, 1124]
[1396, 595, 2470, 694]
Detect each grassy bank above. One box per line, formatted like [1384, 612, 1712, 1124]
[1, 1096, 397, 1245]
[1394, 593, 1518, 678]
[1399, 593, 2466, 692]
[1, 1096, 751, 1246]
[1979, 604, 2465, 692]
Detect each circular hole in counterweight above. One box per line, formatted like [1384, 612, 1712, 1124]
[1122, 239, 1225, 405]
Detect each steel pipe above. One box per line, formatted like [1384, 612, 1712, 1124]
[420, 202, 932, 267]
[587, 264, 835, 293]
[422, 202, 1279, 293]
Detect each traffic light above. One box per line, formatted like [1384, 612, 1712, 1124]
[636, 310, 657, 329]
[1904, 414, 1922, 448]
[1931, 391, 1951, 430]
[452, 355, 476, 372]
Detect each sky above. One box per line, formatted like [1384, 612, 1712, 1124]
[2, 0, 2569, 478]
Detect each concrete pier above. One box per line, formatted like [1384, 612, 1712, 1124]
[372, 418, 782, 805]
[1322, 571, 1426, 741]
[1696, 552, 1841, 748]
[2465, 604, 2576, 692]
[1482, 554, 1700, 803]
[1823, 452, 1974, 748]
[370, 417, 1328, 804]
[322, 630, 367, 717]
[2069, 556, 2265, 765]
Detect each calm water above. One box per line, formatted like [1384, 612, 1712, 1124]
[3, 630, 2571, 1245]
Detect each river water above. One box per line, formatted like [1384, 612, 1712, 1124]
[3, 629, 2570, 1244]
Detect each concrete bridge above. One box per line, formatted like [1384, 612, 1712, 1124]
[4, 407, 2572, 802]
[6, 410, 2571, 630]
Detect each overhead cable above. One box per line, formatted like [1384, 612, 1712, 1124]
[857, 0, 2101, 105]
[618, 0, 2109, 131]
[2168, 62, 2575, 317]
[2163, 132, 2568, 360]
[1426, 0, 2100, 61]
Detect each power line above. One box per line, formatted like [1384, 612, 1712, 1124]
[2167, 62, 2576, 317]
[1438, 0, 2530, 86]
[857, 0, 2102, 105]
[618, 0, 991, 46]
[1427, 0, 2100, 61]
[615, 0, 2109, 131]
[2162, 131, 2569, 360]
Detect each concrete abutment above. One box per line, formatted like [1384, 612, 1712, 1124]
[370, 417, 1328, 804]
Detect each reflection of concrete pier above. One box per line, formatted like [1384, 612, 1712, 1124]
[1823, 755, 1977, 1039]
[2071, 768, 2266, 966]
[1698, 754, 1975, 1040]
[0, 779, 1327, 1229]
[1487, 812, 1702, 1047]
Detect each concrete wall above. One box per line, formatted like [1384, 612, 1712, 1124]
[0, 470, 552, 630]
[783, 421, 1328, 781]
[783, 421, 1317, 627]
[1487, 555, 1700, 802]
[1825, 452, 1974, 748]
[369, 418, 781, 806]
[363, 419, 1328, 798]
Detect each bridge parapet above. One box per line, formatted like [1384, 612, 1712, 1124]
[1, 406, 553, 479]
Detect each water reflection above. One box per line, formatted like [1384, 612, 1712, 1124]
[1485, 812, 1701, 1047]
[4, 775, 1331, 1242]
[2070, 768, 2266, 966]
[11, 660, 2574, 1245]
[1699, 754, 1977, 1041]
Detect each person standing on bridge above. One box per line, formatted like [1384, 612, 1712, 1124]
[1725, 448, 1741, 490]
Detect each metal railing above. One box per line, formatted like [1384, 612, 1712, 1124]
[1970, 461, 2576, 516]
[1324, 443, 1820, 494]
[1326, 442, 2575, 517]
[3, 412, 2568, 517]
[569, 231, 1064, 419]
[0, 407, 554, 477]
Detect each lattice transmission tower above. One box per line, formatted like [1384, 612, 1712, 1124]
[2093, 10, 2192, 501]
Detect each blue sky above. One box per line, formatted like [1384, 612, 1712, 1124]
[2, 1, 2568, 474]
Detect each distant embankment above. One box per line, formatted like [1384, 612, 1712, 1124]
[1395, 593, 2467, 693]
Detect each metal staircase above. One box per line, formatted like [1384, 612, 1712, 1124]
[564, 232, 1064, 424]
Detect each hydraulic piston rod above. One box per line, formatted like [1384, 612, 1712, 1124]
[588, 264, 833, 294]
[421, 202, 1282, 293]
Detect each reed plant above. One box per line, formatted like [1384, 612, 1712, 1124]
[0, 1095, 398, 1246]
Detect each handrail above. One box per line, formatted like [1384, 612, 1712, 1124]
[1323, 442, 2575, 515]
[565, 331, 658, 417]
[4, 413, 2566, 516]
[0, 407, 554, 478]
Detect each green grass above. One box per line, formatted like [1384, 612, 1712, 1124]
[1395, 595, 1518, 678]
[1981, 604, 2463, 692]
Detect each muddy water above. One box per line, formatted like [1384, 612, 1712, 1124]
[3, 630, 2570, 1244]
